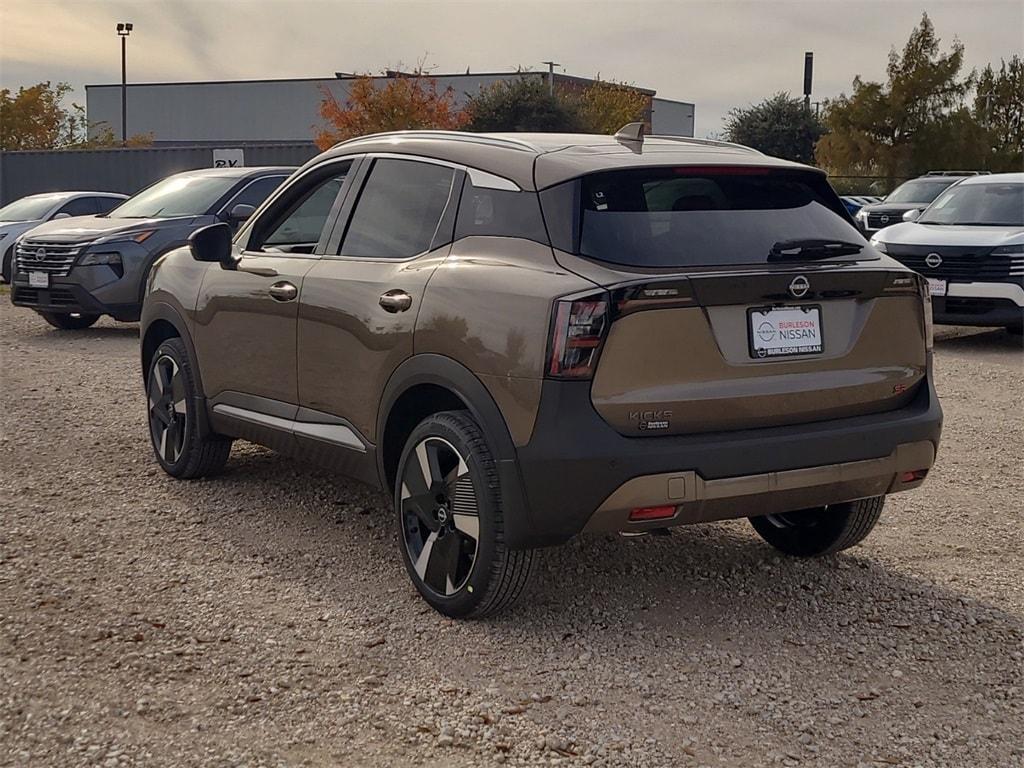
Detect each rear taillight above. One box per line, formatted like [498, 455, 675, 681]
[547, 293, 609, 379]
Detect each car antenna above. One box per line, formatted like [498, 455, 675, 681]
[614, 122, 645, 151]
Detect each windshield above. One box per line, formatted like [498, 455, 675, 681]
[575, 168, 867, 268]
[919, 182, 1024, 226]
[0, 194, 64, 221]
[885, 178, 958, 204]
[109, 175, 239, 218]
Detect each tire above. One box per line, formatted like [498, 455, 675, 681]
[749, 496, 885, 557]
[1, 245, 12, 284]
[39, 311, 100, 330]
[395, 410, 534, 618]
[146, 337, 232, 479]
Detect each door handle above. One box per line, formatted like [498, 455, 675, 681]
[379, 289, 413, 313]
[268, 281, 298, 302]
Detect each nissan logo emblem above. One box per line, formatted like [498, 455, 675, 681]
[925, 252, 943, 269]
[788, 275, 810, 298]
[32, 248, 46, 262]
[880, 215, 890, 224]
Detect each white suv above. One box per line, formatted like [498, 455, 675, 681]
[870, 173, 1024, 334]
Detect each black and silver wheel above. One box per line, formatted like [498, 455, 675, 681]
[146, 337, 231, 479]
[39, 311, 99, 330]
[749, 496, 885, 557]
[396, 411, 534, 618]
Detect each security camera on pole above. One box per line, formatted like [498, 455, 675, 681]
[116, 22, 133, 145]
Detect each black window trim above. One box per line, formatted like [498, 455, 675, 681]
[216, 174, 290, 220]
[238, 159, 357, 259]
[323, 152, 463, 263]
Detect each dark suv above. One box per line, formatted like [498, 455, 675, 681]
[855, 172, 987, 236]
[11, 167, 291, 329]
[140, 129, 942, 617]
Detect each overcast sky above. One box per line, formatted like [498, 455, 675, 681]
[1, 0, 1021, 138]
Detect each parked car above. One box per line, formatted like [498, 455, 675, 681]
[0, 191, 128, 283]
[10, 167, 292, 329]
[854, 172, 988, 236]
[840, 195, 882, 217]
[140, 128, 941, 617]
[870, 173, 1024, 333]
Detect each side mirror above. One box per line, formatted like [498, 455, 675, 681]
[228, 203, 256, 223]
[189, 222, 236, 268]
[903, 209, 922, 223]
[53, 212, 72, 220]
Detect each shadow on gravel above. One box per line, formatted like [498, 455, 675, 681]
[934, 326, 1023, 354]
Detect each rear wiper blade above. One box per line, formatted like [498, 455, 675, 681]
[768, 239, 865, 261]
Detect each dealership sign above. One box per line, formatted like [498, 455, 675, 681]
[213, 149, 244, 168]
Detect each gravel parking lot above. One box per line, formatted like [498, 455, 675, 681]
[1, 296, 1022, 768]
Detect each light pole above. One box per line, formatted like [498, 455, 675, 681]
[541, 60, 561, 97]
[116, 22, 133, 145]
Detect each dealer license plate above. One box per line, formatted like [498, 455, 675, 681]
[28, 271, 49, 288]
[927, 278, 947, 297]
[749, 305, 823, 359]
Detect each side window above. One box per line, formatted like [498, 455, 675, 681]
[224, 176, 286, 212]
[94, 197, 122, 214]
[55, 197, 98, 217]
[339, 158, 455, 259]
[251, 164, 350, 254]
[454, 175, 549, 244]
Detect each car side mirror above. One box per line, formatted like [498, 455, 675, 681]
[53, 212, 71, 220]
[903, 209, 922, 223]
[189, 222, 236, 268]
[228, 203, 256, 223]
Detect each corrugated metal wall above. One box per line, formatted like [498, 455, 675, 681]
[0, 143, 318, 205]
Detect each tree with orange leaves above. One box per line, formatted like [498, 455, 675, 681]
[314, 72, 466, 149]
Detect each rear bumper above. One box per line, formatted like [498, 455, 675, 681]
[933, 282, 1024, 327]
[507, 377, 942, 549]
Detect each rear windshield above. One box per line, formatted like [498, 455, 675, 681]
[571, 168, 865, 268]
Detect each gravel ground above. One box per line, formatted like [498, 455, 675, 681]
[1, 298, 1022, 768]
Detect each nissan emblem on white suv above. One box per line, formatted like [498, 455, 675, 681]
[925, 252, 943, 268]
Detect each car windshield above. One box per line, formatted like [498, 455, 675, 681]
[576, 168, 868, 267]
[0, 194, 64, 221]
[108, 175, 239, 218]
[884, 178, 958, 204]
[919, 182, 1024, 226]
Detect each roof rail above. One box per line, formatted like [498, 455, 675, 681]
[332, 130, 541, 153]
[646, 134, 764, 155]
[923, 170, 991, 176]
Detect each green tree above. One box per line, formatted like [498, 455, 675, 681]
[723, 92, 824, 163]
[567, 78, 650, 135]
[816, 13, 987, 179]
[974, 56, 1024, 171]
[464, 76, 581, 132]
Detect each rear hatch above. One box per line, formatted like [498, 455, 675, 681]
[539, 165, 929, 436]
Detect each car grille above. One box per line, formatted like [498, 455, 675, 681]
[866, 212, 905, 230]
[888, 247, 1024, 281]
[12, 286, 78, 307]
[15, 239, 87, 277]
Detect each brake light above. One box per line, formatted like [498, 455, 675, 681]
[548, 294, 609, 378]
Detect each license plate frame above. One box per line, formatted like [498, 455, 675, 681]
[28, 271, 49, 289]
[748, 304, 824, 360]
[926, 278, 947, 297]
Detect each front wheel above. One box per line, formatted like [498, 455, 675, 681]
[395, 411, 534, 618]
[39, 311, 99, 330]
[147, 337, 232, 478]
[749, 496, 885, 557]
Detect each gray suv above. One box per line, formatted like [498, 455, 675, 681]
[10, 167, 291, 329]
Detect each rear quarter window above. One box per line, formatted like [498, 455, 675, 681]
[454, 176, 548, 244]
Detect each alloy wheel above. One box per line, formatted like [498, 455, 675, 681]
[148, 354, 187, 464]
[400, 436, 481, 597]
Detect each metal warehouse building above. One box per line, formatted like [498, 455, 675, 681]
[85, 71, 695, 145]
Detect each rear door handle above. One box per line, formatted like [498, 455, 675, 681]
[268, 281, 298, 302]
[379, 289, 412, 313]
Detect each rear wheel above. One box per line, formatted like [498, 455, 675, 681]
[749, 496, 884, 557]
[39, 311, 99, 330]
[147, 337, 232, 478]
[395, 410, 534, 618]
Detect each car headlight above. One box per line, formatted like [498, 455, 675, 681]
[990, 244, 1024, 257]
[78, 252, 123, 266]
[855, 210, 868, 221]
[93, 229, 156, 246]
[0, 232, 7, 241]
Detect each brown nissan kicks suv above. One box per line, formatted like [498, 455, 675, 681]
[140, 127, 942, 617]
